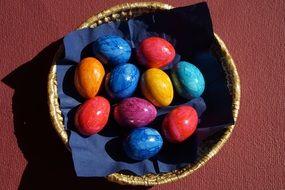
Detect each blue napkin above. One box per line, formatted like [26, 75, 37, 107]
[56, 2, 234, 177]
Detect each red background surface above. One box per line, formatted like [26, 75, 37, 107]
[0, 0, 284, 189]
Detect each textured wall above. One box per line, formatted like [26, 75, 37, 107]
[0, 0, 284, 189]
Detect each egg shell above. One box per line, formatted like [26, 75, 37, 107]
[74, 57, 105, 99]
[136, 37, 175, 68]
[171, 61, 205, 99]
[114, 97, 157, 128]
[123, 128, 163, 160]
[162, 106, 198, 143]
[141, 68, 173, 107]
[74, 96, 110, 136]
[93, 35, 131, 65]
[105, 63, 140, 99]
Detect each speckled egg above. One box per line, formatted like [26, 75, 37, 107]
[162, 106, 198, 143]
[114, 97, 157, 128]
[93, 35, 131, 65]
[74, 57, 105, 99]
[141, 68, 173, 107]
[123, 128, 163, 160]
[136, 37, 175, 68]
[171, 61, 205, 99]
[105, 63, 140, 99]
[74, 96, 110, 136]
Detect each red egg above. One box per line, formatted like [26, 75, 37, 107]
[137, 37, 175, 68]
[162, 106, 198, 143]
[74, 96, 110, 136]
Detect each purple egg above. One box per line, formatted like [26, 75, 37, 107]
[114, 97, 157, 128]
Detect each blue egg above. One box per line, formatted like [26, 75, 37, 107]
[171, 61, 205, 99]
[106, 63, 140, 99]
[93, 35, 131, 65]
[123, 128, 163, 160]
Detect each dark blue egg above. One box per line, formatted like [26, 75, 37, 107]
[123, 128, 163, 160]
[105, 63, 140, 99]
[93, 35, 131, 65]
[171, 61, 205, 99]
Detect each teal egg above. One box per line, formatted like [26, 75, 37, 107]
[171, 61, 205, 99]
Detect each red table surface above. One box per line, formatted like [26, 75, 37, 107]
[0, 0, 284, 189]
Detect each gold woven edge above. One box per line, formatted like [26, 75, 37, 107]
[47, 1, 241, 186]
[78, 2, 173, 29]
[47, 45, 69, 147]
[214, 34, 241, 121]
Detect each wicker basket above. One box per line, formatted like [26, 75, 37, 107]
[47, 2, 240, 186]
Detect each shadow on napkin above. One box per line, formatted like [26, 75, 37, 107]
[2, 40, 149, 190]
[57, 2, 234, 177]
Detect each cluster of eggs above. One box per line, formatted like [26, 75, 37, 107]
[74, 35, 205, 160]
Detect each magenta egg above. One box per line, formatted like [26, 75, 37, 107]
[136, 37, 175, 68]
[114, 97, 157, 128]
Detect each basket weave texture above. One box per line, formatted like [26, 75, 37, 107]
[47, 2, 240, 186]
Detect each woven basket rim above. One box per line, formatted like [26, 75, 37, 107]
[47, 1, 240, 186]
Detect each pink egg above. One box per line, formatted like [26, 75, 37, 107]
[136, 37, 175, 68]
[114, 97, 157, 128]
[162, 106, 198, 143]
[74, 96, 110, 136]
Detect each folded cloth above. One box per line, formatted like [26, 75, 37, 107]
[56, 2, 234, 177]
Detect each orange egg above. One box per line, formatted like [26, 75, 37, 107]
[74, 57, 105, 99]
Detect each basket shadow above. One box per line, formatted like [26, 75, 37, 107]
[2, 40, 150, 190]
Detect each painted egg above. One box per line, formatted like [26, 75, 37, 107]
[105, 63, 140, 99]
[114, 97, 157, 128]
[171, 61, 205, 99]
[136, 37, 175, 68]
[123, 127, 163, 160]
[93, 35, 131, 65]
[162, 106, 198, 143]
[74, 57, 105, 99]
[141, 68, 173, 107]
[74, 96, 110, 136]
